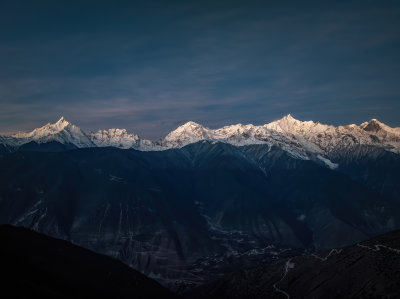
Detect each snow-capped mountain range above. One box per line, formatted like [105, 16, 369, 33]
[1, 115, 399, 168]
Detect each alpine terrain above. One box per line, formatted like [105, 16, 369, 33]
[0, 115, 399, 291]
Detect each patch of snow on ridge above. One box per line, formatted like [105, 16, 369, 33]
[317, 155, 339, 170]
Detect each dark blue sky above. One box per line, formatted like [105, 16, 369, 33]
[1, 0, 399, 138]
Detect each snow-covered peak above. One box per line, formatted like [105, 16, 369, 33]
[171, 121, 207, 135]
[13, 117, 70, 138]
[360, 119, 380, 132]
[360, 118, 399, 134]
[265, 114, 322, 134]
[11, 117, 93, 148]
[55, 116, 70, 127]
[162, 121, 210, 147]
[281, 113, 296, 122]
[180, 121, 203, 128]
[276, 113, 298, 123]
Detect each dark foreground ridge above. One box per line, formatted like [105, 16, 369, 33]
[0, 225, 178, 298]
[187, 230, 400, 299]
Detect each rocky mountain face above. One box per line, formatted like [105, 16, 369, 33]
[0, 224, 178, 298]
[187, 229, 400, 299]
[0, 140, 399, 290]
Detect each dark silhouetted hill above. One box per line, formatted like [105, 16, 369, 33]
[0, 225, 179, 298]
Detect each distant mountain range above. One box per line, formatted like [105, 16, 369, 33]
[0, 115, 399, 291]
[1, 115, 399, 168]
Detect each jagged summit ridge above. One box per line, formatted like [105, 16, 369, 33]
[89, 128, 141, 149]
[162, 121, 209, 147]
[1, 116, 399, 163]
[7, 117, 93, 148]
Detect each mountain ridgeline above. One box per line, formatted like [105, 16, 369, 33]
[1, 115, 400, 157]
[0, 116, 399, 290]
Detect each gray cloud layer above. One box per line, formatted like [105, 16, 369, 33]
[0, 1, 399, 138]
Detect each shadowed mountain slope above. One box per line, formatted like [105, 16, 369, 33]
[187, 229, 400, 299]
[0, 225, 178, 298]
[0, 142, 399, 289]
